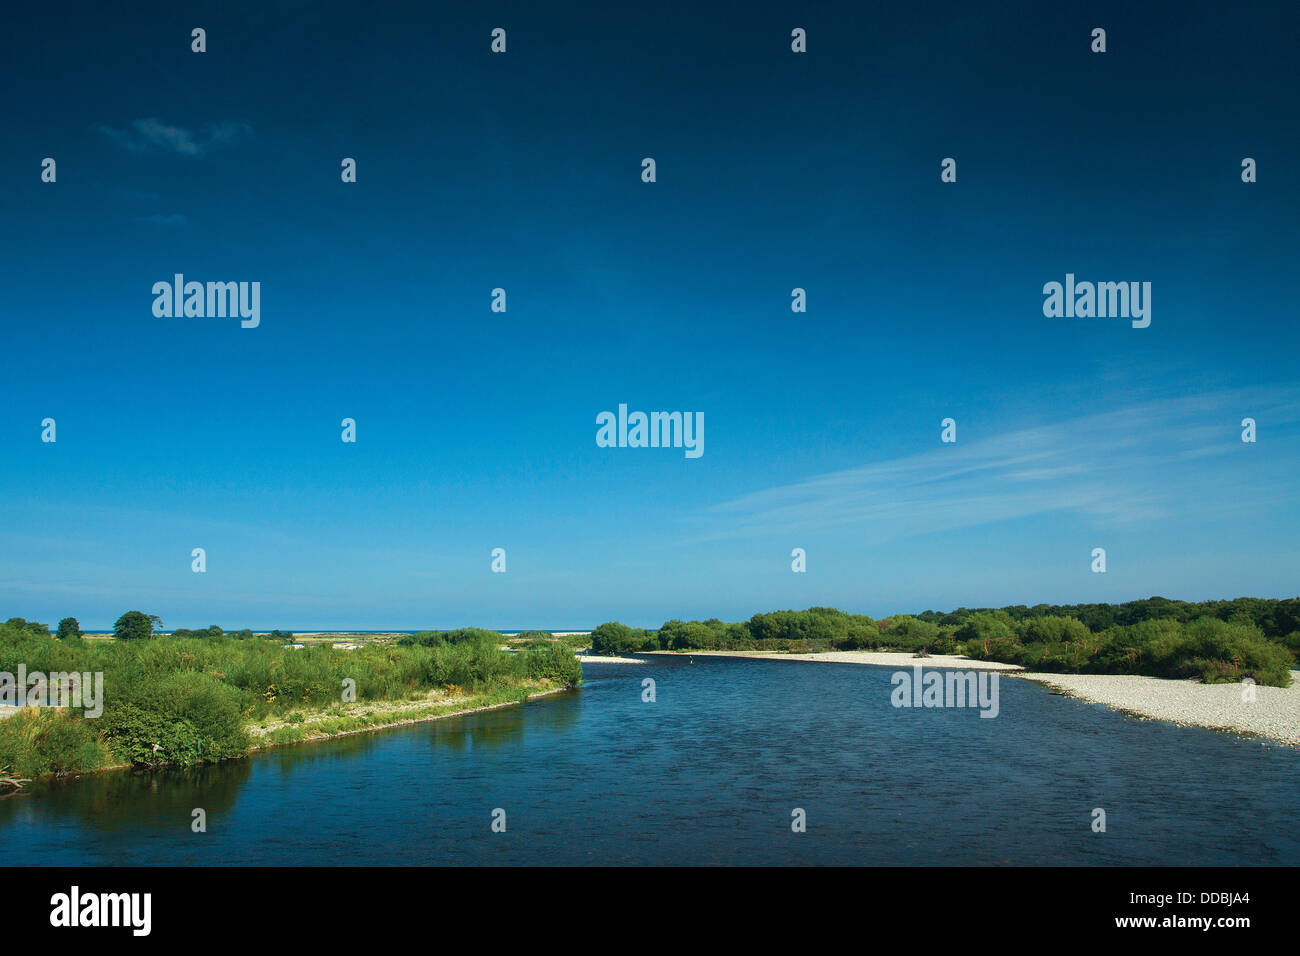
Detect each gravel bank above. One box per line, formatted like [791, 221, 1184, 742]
[640, 649, 1022, 671]
[1012, 669, 1300, 747]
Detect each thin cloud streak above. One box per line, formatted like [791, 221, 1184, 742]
[96, 118, 253, 156]
[698, 387, 1300, 542]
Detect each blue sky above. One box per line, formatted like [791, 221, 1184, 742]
[2, 1, 1297, 629]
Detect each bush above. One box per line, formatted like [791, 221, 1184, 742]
[880, 615, 946, 652]
[101, 671, 249, 766]
[113, 611, 159, 641]
[1279, 631, 1300, 664]
[1176, 618, 1293, 686]
[955, 612, 1018, 656]
[1021, 616, 1092, 644]
[0, 708, 109, 778]
[590, 622, 643, 655]
[399, 627, 503, 648]
[525, 643, 582, 687]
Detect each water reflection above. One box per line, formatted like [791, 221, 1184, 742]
[0, 762, 251, 834]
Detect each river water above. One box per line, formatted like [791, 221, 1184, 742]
[2, 656, 1296, 864]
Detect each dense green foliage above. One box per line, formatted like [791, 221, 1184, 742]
[398, 627, 504, 648]
[0, 617, 581, 776]
[588, 621, 655, 654]
[592, 596, 1298, 687]
[0, 708, 106, 779]
[170, 625, 225, 639]
[112, 611, 161, 641]
[168, 625, 293, 640]
[524, 641, 584, 686]
[915, 596, 1300, 637]
[963, 615, 1294, 686]
[55, 617, 82, 640]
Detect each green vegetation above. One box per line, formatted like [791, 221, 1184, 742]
[6, 595, 1293, 780]
[167, 625, 293, 640]
[524, 641, 585, 685]
[112, 611, 161, 641]
[0, 616, 582, 779]
[591, 597, 1299, 687]
[5, 617, 51, 637]
[0, 708, 106, 780]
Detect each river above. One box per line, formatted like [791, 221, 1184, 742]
[2, 656, 1296, 864]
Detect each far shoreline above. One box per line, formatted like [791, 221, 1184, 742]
[639, 649, 1300, 748]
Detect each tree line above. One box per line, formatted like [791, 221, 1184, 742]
[589, 597, 1300, 687]
[5, 613, 295, 643]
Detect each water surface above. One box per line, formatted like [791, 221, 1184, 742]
[3, 656, 1296, 865]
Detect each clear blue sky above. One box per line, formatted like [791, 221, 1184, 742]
[2, 1, 1297, 629]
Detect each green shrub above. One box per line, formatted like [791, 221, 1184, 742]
[102, 671, 249, 766]
[1176, 618, 1293, 686]
[524, 643, 582, 687]
[590, 622, 643, 655]
[0, 708, 110, 778]
[955, 611, 1018, 656]
[1021, 616, 1092, 644]
[1279, 631, 1300, 664]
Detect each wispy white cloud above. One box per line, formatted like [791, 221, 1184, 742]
[96, 118, 253, 156]
[700, 386, 1300, 542]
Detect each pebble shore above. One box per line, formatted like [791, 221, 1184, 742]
[1009, 669, 1300, 747]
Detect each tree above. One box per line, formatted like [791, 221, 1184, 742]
[955, 611, 1018, 656]
[590, 621, 642, 655]
[55, 617, 82, 640]
[114, 611, 158, 641]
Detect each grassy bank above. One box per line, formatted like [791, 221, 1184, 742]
[589, 597, 1299, 687]
[247, 683, 566, 749]
[0, 619, 581, 780]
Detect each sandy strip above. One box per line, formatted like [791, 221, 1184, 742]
[577, 654, 646, 664]
[1010, 670, 1300, 747]
[639, 649, 1022, 671]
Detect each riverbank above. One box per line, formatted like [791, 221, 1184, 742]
[1009, 669, 1300, 747]
[243, 683, 570, 750]
[5, 683, 571, 781]
[643, 649, 1300, 747]
[16, 654, 604, 778]
[0, 621, 587, 782]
